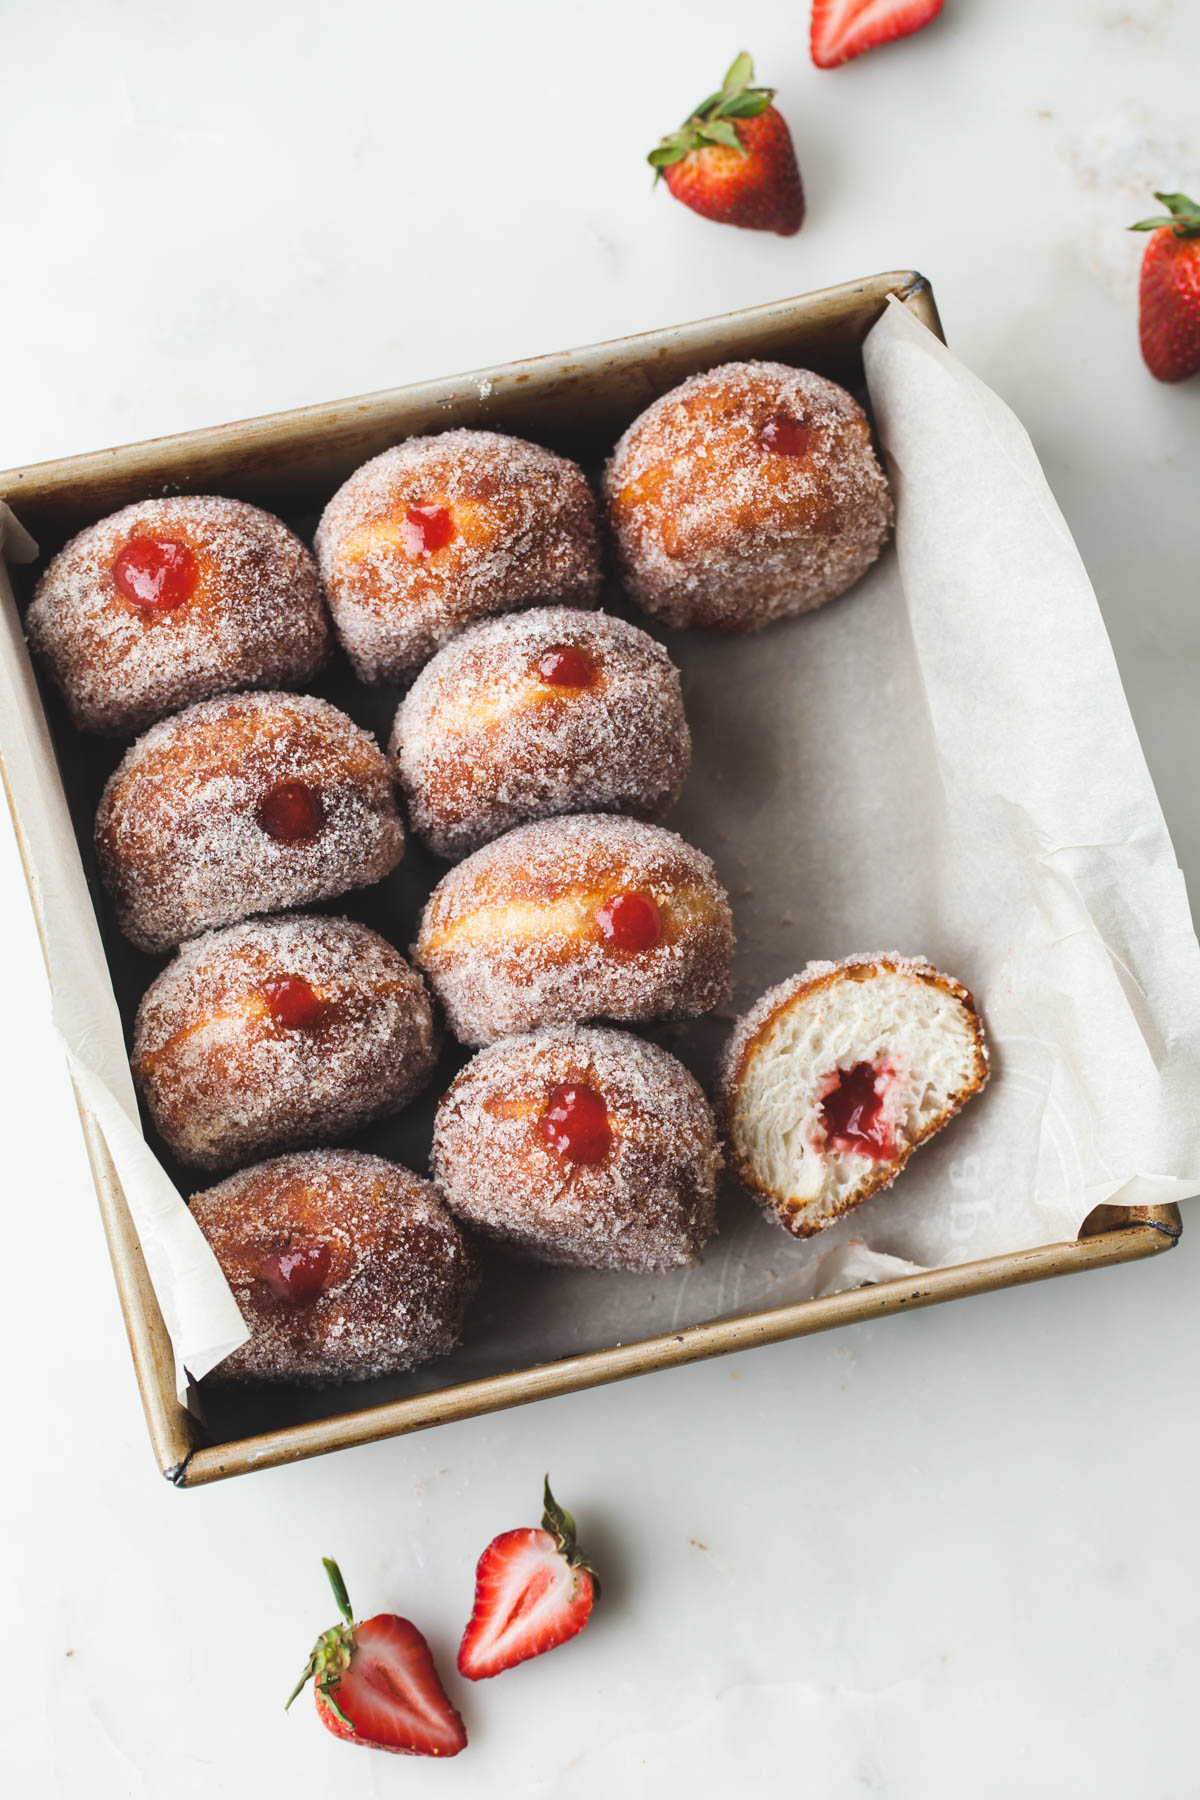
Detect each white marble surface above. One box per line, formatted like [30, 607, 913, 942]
[3, 3, 1199, 1794]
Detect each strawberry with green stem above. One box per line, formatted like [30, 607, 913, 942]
[648, 53, 804, 237]
[458, 1478, 600, 1680]
[287, 1557, 467, 1757]
[1130, 191, 1200, 383]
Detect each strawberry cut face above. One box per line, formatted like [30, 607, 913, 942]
[458, 1526, 595, 1681]
[316, 1614, 467, 1757]
[288, 1559, 466, 1759]
[811, 0, 944, 69]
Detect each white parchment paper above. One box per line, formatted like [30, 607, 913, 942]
[1, 298, 1197, 1410]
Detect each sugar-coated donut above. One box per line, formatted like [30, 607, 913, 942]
[603, 359, 893, 631]
[191, 1149, 478, 1383]
[26, 495, 330, 735]
[717, 954, 989, 1237]
[389, 607, 691, 859]
[412, 813, 733, 1046]
[96, 691, 405, 953]
[433, 1025, 721, 1271]
[314, 429, 602, 681]
[132, 915, 436, 1171]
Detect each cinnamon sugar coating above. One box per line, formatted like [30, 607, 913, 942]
[603, 360, 893, 631]
[433, 1025, 721, 1271]
[26, 495, 330, 735]
[412, 813, 734, 1046]
[133, 915, 436, 1171]
[390, 607, 691, 859]
[191, 1150, 478, 1383]
[314, 429, 602, 681]
[95, 691, 405, 953]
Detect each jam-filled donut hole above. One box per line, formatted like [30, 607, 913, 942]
[132, 914, 436, 1171]
[432, 1026, 722, 1272]
[314, 429, 602, 682]
[26, 494, 330, 735]
[602, 358, 894, 634]
[412, 813, 732, 1046]
[191, 1149, 478, 1383]
[390, 607, 691, 861]
[95, 691, 405, 953]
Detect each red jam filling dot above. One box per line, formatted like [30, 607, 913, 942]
[259, 1241, 333, 1307]
[400, 503, 455, 557]
[760, 413, 814, 459]
[819, 1062, 895, 1160]
[112, 535, 199, 610]
[536, 644, 595, 688]
[595, 890, 662, 952]
[256, 780, 325, 843]
[263, 977, 325, 1031]
[539, 1082, 612, 1164]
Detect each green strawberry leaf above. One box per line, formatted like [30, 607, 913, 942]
[1155, 191, 1200, 216]
[323, 1557, 354, 1624]
[715, 90, 773, 119]
[1130, 190, 1200, 236]
[543, 1476, 602, 1602]
[543, 1476, 578, 1545]
[722, 50, 755, 93]
[648, 142, 689, 169]
[698, 118, 745, 153]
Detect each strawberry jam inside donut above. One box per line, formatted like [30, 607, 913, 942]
[819, 1062, 895, 1160]
[262, 976, 326, 1031]
[256, 780, 325, 843]
[258, 1240, 333, 1306]
[112, 536, 199, 611]
[401, 504, 455, 558]
[594, 890, 662, 951]
[539, 1082, 612, 1163]
[536, 644, 596, 688]
[759, 413, 814, 459]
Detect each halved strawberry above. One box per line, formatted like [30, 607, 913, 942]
[458, 1478, 599, 1680]
[811, 0, 944, 69]
[286, 1558, 466, 1758]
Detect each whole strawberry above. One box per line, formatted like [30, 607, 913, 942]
[648, 52, 804, 237]
[1130, 191, 1200, 383]
[458, 1478, 599, 1680]
[286, 1558, 467, 1757]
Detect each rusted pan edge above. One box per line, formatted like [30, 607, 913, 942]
[178, 1212, 1178, 1487]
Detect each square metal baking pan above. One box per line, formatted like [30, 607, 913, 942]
[0, 270, 1181, 1487]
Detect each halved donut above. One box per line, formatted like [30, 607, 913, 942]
[718, 955, 989, 1237]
